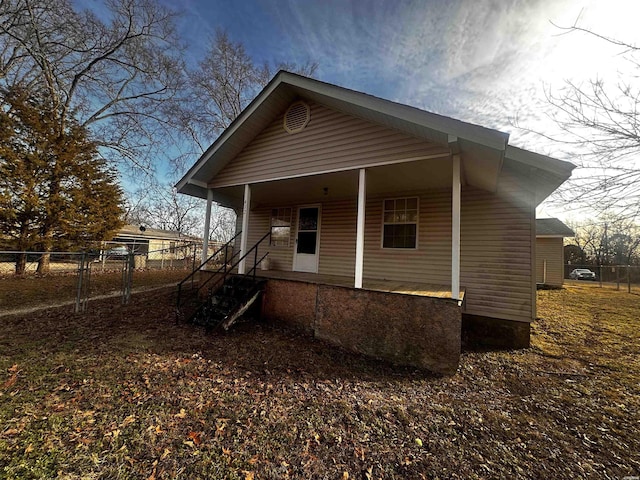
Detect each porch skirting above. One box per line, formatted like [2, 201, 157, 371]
[261, 278, 461, 375]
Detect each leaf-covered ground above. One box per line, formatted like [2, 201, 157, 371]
[0, 269, 189, 314]
[0, 284, 638, 479]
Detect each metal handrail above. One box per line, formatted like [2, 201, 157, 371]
[176, 230, 271, 321]
[206, 230, 271, 295]
[177, 231, 241, 289]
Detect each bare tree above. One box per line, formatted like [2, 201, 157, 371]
[566, 216, 640, 266]
[208, 205, 237, 243]
[123, 181, 202, 236]
[177, 29, 317, 170]
[544, 21, 640, 218]
[0, 0, 185, 171]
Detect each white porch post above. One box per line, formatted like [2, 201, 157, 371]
[355, 168, 366, 288]
[201, 188, 213, 264]
[452, 155, 461, 300]
[238, 183, 251, 274]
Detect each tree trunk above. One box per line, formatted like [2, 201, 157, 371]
[15, 253, 27, 275]
[36, 252, 51, 274]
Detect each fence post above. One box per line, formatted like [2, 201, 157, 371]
[628, 265, 632, 294]
[122, 252, 134, 304]
[599, 265, 602, 288]
[616, 266, 620, 291]
[75, 253, 85, 313]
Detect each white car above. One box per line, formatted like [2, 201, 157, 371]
[569, 268, 596, 281]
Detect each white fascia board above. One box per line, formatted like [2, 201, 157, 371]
[506, 145, 575, 177]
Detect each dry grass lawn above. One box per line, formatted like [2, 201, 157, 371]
[0, 269, 190, 313]
[0, 284, 638, 479]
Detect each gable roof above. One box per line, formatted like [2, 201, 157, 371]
[536, 218, 575, 238]
[177, 71, 574, 207]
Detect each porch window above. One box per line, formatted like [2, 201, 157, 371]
[270, 207, 292, 247]
[382, 197, 418, 249]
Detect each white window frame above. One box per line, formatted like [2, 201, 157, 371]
[270, 207, 292, 247]
[380, 196, 419, 250]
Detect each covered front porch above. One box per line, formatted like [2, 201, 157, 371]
[199, 152, 475, 304]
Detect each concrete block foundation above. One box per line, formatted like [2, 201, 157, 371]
[260, 279, 461, 375]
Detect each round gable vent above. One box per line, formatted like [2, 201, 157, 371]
[283, 101, 310, 134]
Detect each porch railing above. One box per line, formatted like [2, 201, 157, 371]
[176, 232, 240, 313]
[175, 230, 271, 321]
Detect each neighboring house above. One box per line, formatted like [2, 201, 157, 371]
[536, 218, 575, 287]
[109, 225, 201, 263]
[176, 72, 574, 374]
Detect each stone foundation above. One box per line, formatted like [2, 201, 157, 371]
[462, 314, 531, 349]
[260, 279, 461, 375]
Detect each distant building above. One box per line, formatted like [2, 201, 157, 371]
[536, 218, 575, 287]
[104, 225, 203, 268]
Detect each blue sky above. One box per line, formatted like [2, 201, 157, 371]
[169, 0, 635, 141]
[164, 0, 639, 218]
[75, 0, 639, 218]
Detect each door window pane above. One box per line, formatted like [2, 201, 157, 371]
[297, 231, 317, 254]
[298, 208, 318, 231]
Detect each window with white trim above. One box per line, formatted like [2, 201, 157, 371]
[270, 207, 292, 247]
[382, 197, 418, 249]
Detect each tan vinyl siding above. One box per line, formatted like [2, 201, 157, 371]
[536, 237, 564, 286]
[210, 102, 450, 188]
[460, 165, 534, 322]
[318, 199, 357, 277]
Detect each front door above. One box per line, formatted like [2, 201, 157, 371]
[293, 206, 320, 273]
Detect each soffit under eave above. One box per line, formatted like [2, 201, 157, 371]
[504, 157, 572, 206]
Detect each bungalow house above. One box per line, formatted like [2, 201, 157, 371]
[536, 218, 575, 287]
[176, 72, 574, 374]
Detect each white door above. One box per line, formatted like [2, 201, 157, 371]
[293, 206, 320, 273]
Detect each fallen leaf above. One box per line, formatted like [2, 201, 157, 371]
[243, 471, 254, 480]
[2, 374, 17, 390]
[188, 431, 201, 445]
[174, 408, 187, 418]
[342, 472, 349, 479]
[24, 443, 34, 454]
[122, 414, 136, 427]
[415, 438, 423, 447]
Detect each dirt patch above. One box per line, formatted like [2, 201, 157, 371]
[0, 285, 638, 478]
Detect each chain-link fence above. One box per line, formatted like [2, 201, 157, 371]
[0, 242, 205, 316]
[565, 264, 640, 293]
